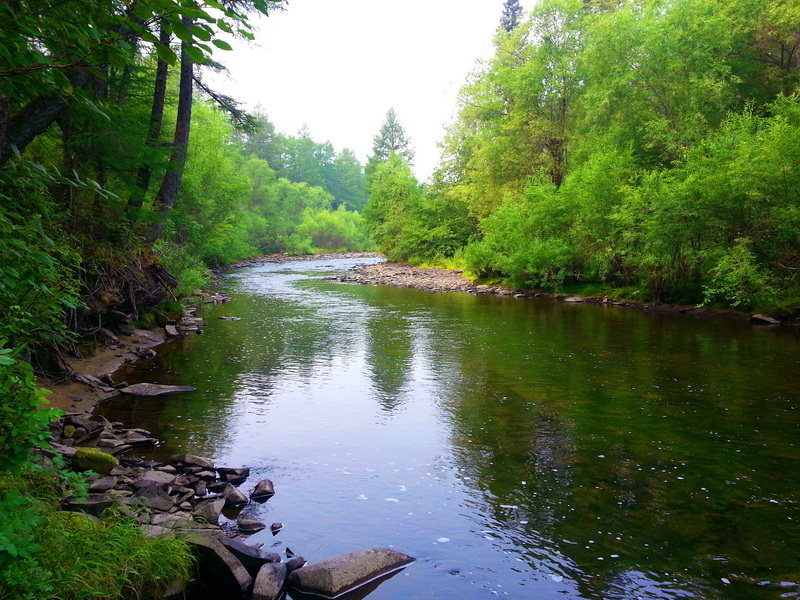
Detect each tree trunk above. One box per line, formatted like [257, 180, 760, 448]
[146, 17, 193, 246]
[0, 68, 92, 166]
[128, 22, 170, 223]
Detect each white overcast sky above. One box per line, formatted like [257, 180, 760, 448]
[207, 0, 537, 181]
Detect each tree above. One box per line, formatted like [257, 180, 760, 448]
[366, 108, 414, 180]
[499, 0, 524, 32]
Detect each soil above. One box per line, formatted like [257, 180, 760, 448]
[42, 328, 168, 414]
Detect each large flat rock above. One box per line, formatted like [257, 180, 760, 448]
[119, 383, 196, 396]
[287, 548, 414, 598]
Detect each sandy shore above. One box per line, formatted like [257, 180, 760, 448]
[42, 328, 168, 414]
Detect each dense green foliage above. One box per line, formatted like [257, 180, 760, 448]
[365, 0, 800, 313]
[0, 471, 193, 600]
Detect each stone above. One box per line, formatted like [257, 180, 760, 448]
[65, 414, 103, 432]
[564, 296, 585, 303]
[223, 483, 249, 508]
[250, 479, 275, 501]
[270, 523, 283, 535]
[171, 454, 215, 469]
[62, 425, 76, 439]
[73, 447, 118, 475]
[750, 313, 781, 325]
[134, 470, 176, 488]
[252, 562, 287, 600]
[217, 467, 250, 486]
[88, 476, 118, 493]
[180, 532, 253, 596]
[285, 557, 307, 573]
[165, 325, 179, 337]
[119, 383, 196, 396]
[96, 327, 120, 346]
[132, 484, 176, 512]
[193, 497, 226, 524]
[219, 537, 281, 577]
[196, 470, 217, 480]
[238, 519, 266, 534]
[287, 549, 415, 599]
[62, 493, 116, 515]
[218, 316, 241, 321]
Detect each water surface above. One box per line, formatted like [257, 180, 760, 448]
[100, 257, 800, 600]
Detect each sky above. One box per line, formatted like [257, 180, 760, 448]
[207, 0, 538, 182]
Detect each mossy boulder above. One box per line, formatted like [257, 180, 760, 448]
[74, 447, 118, 475]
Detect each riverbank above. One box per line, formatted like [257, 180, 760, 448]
[332, 261, 786, 325]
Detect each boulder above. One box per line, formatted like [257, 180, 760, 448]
[223, 483, 249, 508]
[750, 313, 781, 325]
[285, 556, 307, 573]
[119, 383, 196, 396]
[250, 479, 275, 501]
[171, 454, 215, 469]
[165, 325, 179, 337]
[219, 537, 280, 577]
[193, 497, 226, 524]
[132, 484, 176, 512]
[217, 467, 250, 486]
[238, 519, 266, 534]
[181, 532, 253, 596]
[134, 470, 176, 489]
[62, 493, 116, 515]
[288, 549, 414, 599]
[88, 476, 118, 493]
[73, 447, 118, 475]
[253, 562, 287, 600]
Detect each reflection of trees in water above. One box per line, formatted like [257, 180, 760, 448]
[363, 309, 414, 412]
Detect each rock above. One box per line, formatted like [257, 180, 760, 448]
[132, 484, 176, 512]
[165, 324, 179, 337]
[238, 519, 266, 534]
[750, 313, 780, 325]
[285, 556, 307, 573]
[252, 562, 287, 600]
[73, 447, 118, 475]
[217, 467, 250, 486]
[218, 316, 241, 321]
[96, 327, 120, 346]
[564, 296, 585, 303]
[51, 442, 78, 458]
[196, 470, 217, 480]
[219, 537, 281, 577]
[288, 549, 415, 599]
[171, 454, 215, 469]
[193, 497, 226, 524]
[62, 425, 76, 439]
[270, 523, 283, 535]
[119, 383, 196, 396]
[62, 493, 117, 515]
[88, 476, 118, 493]
[223, 483, 249, 508]
[65, 414, 103, 433]
[250, 479, 275, 501]
[134, 470, 176, 488]
[180, 532, 253, 596]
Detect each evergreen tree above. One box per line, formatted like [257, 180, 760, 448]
[499, 0, 524, 32]
[366, 108, 414, 179]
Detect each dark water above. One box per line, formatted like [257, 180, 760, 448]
[98, 257, 800, 600]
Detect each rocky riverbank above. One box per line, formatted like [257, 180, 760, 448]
[41, 285, 413, 600]
[228, 251, 380, 269]
[331, 262, 786, 325]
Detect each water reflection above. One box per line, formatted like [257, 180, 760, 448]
[99, 258, 800, 600]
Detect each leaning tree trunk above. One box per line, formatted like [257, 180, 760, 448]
[128, 21, 170, 224]
[146, 17, 193, 246]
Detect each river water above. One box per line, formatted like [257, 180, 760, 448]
[99, 257, 800, 600]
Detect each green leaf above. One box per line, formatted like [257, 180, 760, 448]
[183, 45, 205, 64]
[155, 44, 177, 66]
[170, 19, 192, 44]
[212, 39, 232, 51]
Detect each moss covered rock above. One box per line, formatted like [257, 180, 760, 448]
[74, 447, 118, 475]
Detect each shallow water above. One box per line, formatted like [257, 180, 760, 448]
[99, 257, 800, 600]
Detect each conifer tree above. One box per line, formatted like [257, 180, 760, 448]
[499, 0, 524, 32]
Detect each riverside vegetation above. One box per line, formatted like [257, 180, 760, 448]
[1, 0, 799, 598]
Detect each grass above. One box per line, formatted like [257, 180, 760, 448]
[0, 470, 193, 600]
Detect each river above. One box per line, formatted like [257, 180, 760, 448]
[98, 257, 800, 600]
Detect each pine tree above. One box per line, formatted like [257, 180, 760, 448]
[499, 0, 523, 32]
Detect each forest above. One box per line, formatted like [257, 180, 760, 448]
[0, 0, 799, 596]
[365, 0, 800, 314]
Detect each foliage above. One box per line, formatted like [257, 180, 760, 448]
[295, 206, 371, 252]
[363, 0, 800, 313]
[0, 471, 193, 600]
